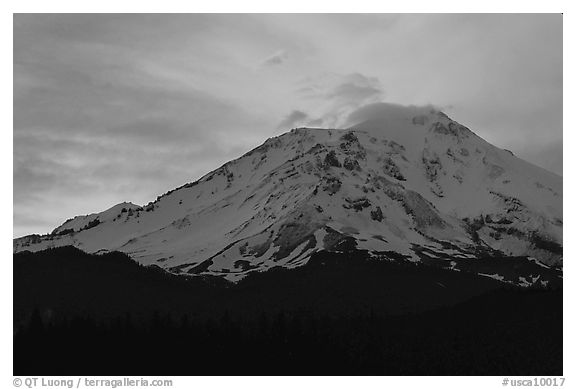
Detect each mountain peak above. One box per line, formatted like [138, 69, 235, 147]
[14, 105, 562, 286]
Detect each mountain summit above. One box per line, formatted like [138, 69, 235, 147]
[14, 103, 562, 285]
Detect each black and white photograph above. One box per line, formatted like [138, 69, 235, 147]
[9, 9, 568, 382]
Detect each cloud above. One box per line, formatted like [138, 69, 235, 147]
[13, 126, 255, 238]
[262, 50, 287, 67]
[344, 102, 438, 126]
[329, 83, 382, 102]
[307, 118, 324, 127]
[327, 73, 384, 103]
[295, 73, 386, 127]
[277, 110, 309, 129]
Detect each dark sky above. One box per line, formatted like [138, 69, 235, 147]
[13, 14, 562, 237]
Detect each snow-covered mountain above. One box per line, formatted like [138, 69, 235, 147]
[14, 104, 562, 285]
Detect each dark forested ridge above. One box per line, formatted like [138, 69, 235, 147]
[14, 247, 562, 375]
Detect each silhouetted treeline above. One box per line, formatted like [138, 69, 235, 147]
[14, 246, 513, 324]
[14, 247, 562, 375]
[15, 288, 561, 376]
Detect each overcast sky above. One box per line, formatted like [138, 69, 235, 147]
[13, 13, 562, 237]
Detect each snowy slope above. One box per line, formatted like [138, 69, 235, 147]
[14, 104, 562, 284]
